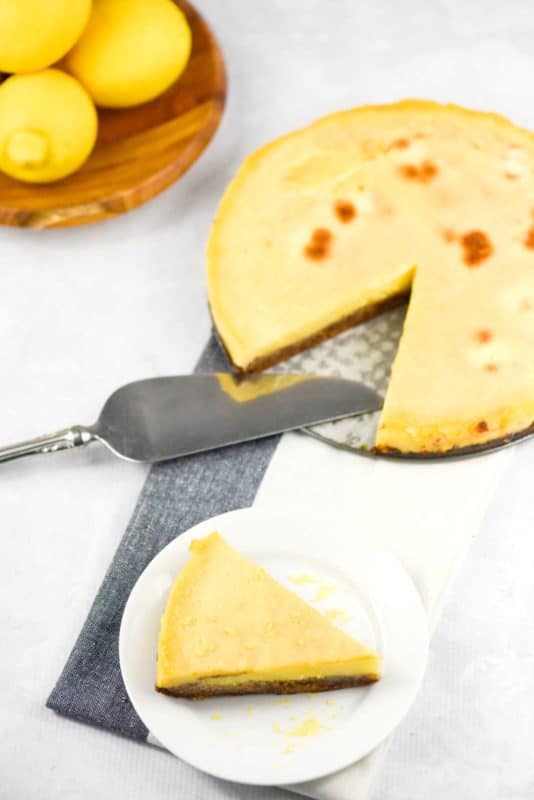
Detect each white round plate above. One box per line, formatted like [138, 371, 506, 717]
[119, 507, 428, 786]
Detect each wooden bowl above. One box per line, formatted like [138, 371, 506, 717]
[0, 0, 226, 229]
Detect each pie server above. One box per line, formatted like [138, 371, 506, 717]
[0, 373, 382, 465]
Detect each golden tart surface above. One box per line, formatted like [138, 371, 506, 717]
[207, 100, 534, 453]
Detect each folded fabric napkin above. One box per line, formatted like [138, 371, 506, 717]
[47, 333, 511, 800]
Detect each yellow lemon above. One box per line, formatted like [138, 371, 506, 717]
[66, 0, 192, 108]
[0, 69, 98, 183]
[0, 0, 91, 73]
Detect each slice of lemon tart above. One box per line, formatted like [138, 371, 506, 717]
[156, 533, 380, 697]
[207, 100, 534, 454]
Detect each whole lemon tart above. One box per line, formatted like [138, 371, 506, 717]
[156, 533, 380, 697]
[207, 100, 534, 454]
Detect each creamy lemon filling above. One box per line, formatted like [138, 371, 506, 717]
[157, 657, 380, 690]
[210, 261, 415, 369]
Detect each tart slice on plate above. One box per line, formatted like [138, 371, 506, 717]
[156, 532, 381, 697]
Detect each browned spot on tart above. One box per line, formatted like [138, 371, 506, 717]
[421, 160, 437, 180]
[442, 229, 456, 243]
[391, 137, 409, 149]
[461, 230, 493, 266]
[484, 363, 499, 372]
[476, 420, 489, 433]
[399, 164, 418, 179]
[304, 227, 333, 261]
[333, 200, 356, 223]
[304, 243, 327, 260]
[312, 227, 333, 244]
[505, 172, 519, 180]
[474, 328, 493, 343]
[398, 160, 438, 183]
[524, 225, 534, 249]
[520, 298, 533, 312]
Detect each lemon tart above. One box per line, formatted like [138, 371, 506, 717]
[207, 100, 534, 453]
[156, 533, 380, 697]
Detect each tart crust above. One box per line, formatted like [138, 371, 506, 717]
[157, 673, 379, 699]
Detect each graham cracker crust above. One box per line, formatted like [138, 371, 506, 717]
[156, 673, 379, 699]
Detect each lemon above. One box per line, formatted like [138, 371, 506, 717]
[0, 69, 98, 183]
[0, 0, 91, 73]
[66, 0, 192, 108]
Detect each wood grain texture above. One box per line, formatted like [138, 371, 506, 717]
[0, 0, 226, 229]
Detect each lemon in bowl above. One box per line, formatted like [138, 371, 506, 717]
[0, 0, 91, 73]
[66, 0, 192, 108]
[0, 69, 98, 183]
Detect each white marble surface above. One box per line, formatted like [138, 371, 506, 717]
[1, 1, 533, 797]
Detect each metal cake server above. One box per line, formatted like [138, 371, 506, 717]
[0, 373, 382, 465]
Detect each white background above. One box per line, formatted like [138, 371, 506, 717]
[1, 1, 533, 798]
